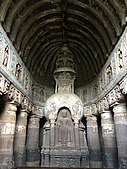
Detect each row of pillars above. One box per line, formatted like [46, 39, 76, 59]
[0, 101, 41, 169]
[0, 101, 127, 168]
[87, 102, 127, 168]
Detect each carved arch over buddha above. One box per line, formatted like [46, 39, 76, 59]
[55, 107, 75, 148]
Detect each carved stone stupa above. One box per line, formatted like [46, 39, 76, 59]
[42, 44, 89, 167]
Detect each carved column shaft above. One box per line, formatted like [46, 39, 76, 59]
[0, 102, 17, 169]
[74, 121, 80, 149]
[50, 120, 55, 148]
[26, 116, 40, 166]
[86, 116, 102, 168]
[101, 111, 118, 168]
[42, 121, 50, 167]
[113, 103, 127, 165]
[79, 124, 89, 168]
[14, 109, 28, 166]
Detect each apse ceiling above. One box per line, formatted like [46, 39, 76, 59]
[0, 0, 127, 87]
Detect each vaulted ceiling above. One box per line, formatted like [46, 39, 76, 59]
[0, 0, 127, 87]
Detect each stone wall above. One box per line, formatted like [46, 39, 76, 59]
[0, 24, 54, 117]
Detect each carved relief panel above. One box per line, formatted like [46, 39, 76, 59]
[55, 108, 74, 148]
[2, 40, 10, 69]
[0, 31, 4, 63]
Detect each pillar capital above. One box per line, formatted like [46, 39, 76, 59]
[86, 115, 97, 121]
[113, 102, 126, 114]
[101, 110, 112, 119]
[50, 119, 55, 125]
[29, 115, 40, 126]
[86, 115, 98, 129]
[4, 101, 18, 112]
[20, 109, 29, 117]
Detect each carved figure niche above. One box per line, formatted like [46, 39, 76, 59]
[55, 107, 74, 148]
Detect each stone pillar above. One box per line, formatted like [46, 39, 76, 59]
[41, 121, 50, 167]
[14, 109, 28, 166]
[101, 111, 118, 168]
[26, 115, 40, 166]
[74, 120, 80, 150]
[113, 103, 127, 166]
[0, 102, 17, 169]
[50, 119, 55, 148]
[79, 122, 89, 168]
[86, 115, 102, 168]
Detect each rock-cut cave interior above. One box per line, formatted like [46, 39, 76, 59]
[0, 1, 127, 169]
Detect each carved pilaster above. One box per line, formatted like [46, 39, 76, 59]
[101, 111, 118, 168]
[113, 102, 127, 166]
[50, 119, 55, 149]
[0, 102, 17, 169]
[74, 120, 80, 150]
[41, 121, 50, 167]
[26, 115, 40, 166]
[79, 122, 89, 168]
[14, 109, 28, 167]
[86, 115, 102, 168]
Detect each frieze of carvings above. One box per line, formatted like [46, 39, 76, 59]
[103, 96, 109, 110]
[8, 84, 15, 100]
[106, 63, 112, 84]
[20, 95, 30, 111]
[91, 104, 97, 115]
[119, 75, 127, 95]
[81, 89, 87, 102]
[21, 96, 29, 110]
[117, 48, 124, 69]
[2, 44, 10, 67]
[107, 89, 116, 105]
[24, 75, 29, 90]
[84, 106, 92, 116]
[0, 73, 5, 93]
[35, 106, 44, 117]
[93, 83, 98, 98]
[98, 75, 105, 91]
[96, 101, 101, 113]
[99, 97, 109, 113]
[114, 85, 125, 102]
[10, 54, 16, 76]
[3, 79, 10, 94]
[31, 83, 35, 97]
[15, 63, 22, 81]
[111, 57, 116, 77]
[0, 31, 4, 61]
[121, 35, 127, 58]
